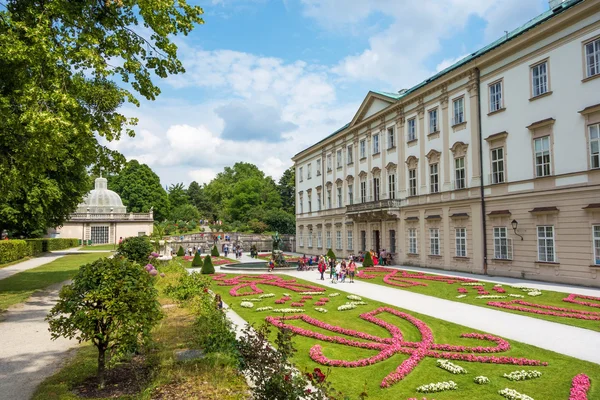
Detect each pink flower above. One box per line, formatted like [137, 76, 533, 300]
[569, 374, 591, 400]
[563, 294, 600, 309]
[211, 274, 325, 297]
[488, 300, 600, 321]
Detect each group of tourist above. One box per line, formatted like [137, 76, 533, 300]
[223, 243, 244, 259]
[298, 255, 358, 283]
[356, 249, 394, 266]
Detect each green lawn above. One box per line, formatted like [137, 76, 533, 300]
[212, 274, 599, 400]
[0, 252, 111, 312]
[353, 267, 600, 332]
[80, 244, 118, 251]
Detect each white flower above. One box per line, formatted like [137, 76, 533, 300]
[347, 301, 367, 306]
[474, 376, 490, 385]
[258, 293, 275, 298]
[476, 295, 507, 299]
[436, 359, 467, 374]
[498, 388, 535, 400]
[337, 303, 357, 311]
[456, 294, 467, 299]
[494, 284, 503, 287]
[509, 294, 524, 298]
[300, 291, 323, 295]
[461, 282, 484, 286]
[248, 298, 263, 302]
[283, 293, 291, 297]
[272, 308, 305, 313]
[528, 291, 543, 297]
[347, 295, 362, 301]
[328, 292, 340, 297]
[314, 307, 328, 313]
[256, 306, 273, 312]
[416, 380, 458, 393]
[503, 370, 542, 381]
[240, 301, 254, 308]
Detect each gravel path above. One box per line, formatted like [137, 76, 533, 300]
[0, 253, 68, 281]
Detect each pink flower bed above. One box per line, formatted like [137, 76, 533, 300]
[487, 300, 600, 321]
[357, 267, 478, 289]
[212, 274, 325, 297]
[318, 298, 330, 303]
[457, 288, 468, 294]
[493, 286, 506, 293]
[315, 301, 327, 306]
[302, 296, 314, 300]
[569, 373, 591, 400]
[291, 302, 304, 307]
[265, 306, 547, 388]
[563, 294, 600, 309]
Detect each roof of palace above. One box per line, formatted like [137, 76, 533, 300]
[76, 177, 127, 213]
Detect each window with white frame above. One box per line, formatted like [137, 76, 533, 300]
[455, 228, 467, 257]
[489, 81, 503, 112]
[316, 159, 321, 176]
[373, 177, 380, 201]
[491, 147, 505, 184]
[429, 228, 440, 255]
[308, 231, 313, 247]
[388, 174, 396, 199]
[327, 154, 332, 171]
[430, 164, 439, 193]
[336, 231, 342, 250]
[307, 163, 312, 179]
[360, 140, 366, 158]
[493, 227, 512, 260]
[327, 189, 332, 209]
[429, 109, 438, 133]
[336, 149, 342, 168]
[348, 184, 354, 205]
[590, 123, 599, 169]
[408, 228, 417, 254]
[299, 167, 303, 182]
[407, 118, 416, 141]
[537, 226, 556, 262]
[326, 231, 331, 249]
[337, 187, 342, 208]
[373, 134, 380, 154]
[455, 157, 465, 189]
[317, 231, 322, 248]
[453, 97, 464, 125]
[531, 61, 548, 97]
[91, 226, 109, 244]
[594, 225, 600, 265]
[534, 136, 551, 177]
[308, 193, 312, 213]
[347, 230, 353, 251]
[389, 230, 396, 253]
[299, 230, 303, 247]
[360, 180, 367, 203]
[299, 195, 303, 214]
[387, 127, 395, 148]
[317, 192, 322, 211]
[585, 38, 600, 78]
[347, 145, 353, 164]
[409, 168, 417, 196]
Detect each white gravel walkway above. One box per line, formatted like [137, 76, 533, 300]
[0, 253, 68, 281]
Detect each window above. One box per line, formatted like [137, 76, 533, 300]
[91, 226, 109, 244]
[299, 231, 303, 247]
[409, 168, 417, 196]
[347, 145, 353, 164]
[336, 231, 342, 250]
[327, 154, 332, 172]
[429, 228, 440, 255]
[489, 81, 502, 112]
[455, 228, 467, 257]
[455, 157, 465, 189]
[308, 231, 313, 247]
[348, 184, 354, 205]
[534, 136, 551, 177]
[317, 231, 322, 248]
[493, 227, 512, 260]
[408, 228, 417, 254]
[373, 177, 380, 201]
[299, 167, 303, 182]
[299, 195, 303, 213]
[590, 123, 600, 169]
[429, 164, 439, 193]
[585, 38, 600, 78]
[532, 61, 548, 97]
[347, 230, 353, 251]
[491, 148, 505, 184]
[317, 192, 322, 211]
[337, 187, 342, 208]
[360, 140, 366, 158]
[308, 194, 312, 213]
[429, 109, 438, 133]
[387, 127, 395, 148]
[594, 225, 600, 265]
[389, 230, 396, 253]
[360, 230, 366, 251]
[360, 180, 367, 203]
[327, 189, 332, 209]
[326, 231, 331, 249]
[388, 174, 396, 199]
[373, 134, 380, 154]
[336, 149, 343, 168]
[307, 163, 312, 179]
[316, 159, 321, 176]
[537, 226, 556, 262]
[453, 97, 464, 125]
[407, 118, 416, 141]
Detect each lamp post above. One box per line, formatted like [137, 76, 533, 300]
[511, 219, 524, 241]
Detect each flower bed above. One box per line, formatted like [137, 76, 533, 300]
[474, 376, 490, 385]
[564, 294, 600, 309]
[240, 301, 254, 308]
[436, 359, 467, 374]
[357, 267, 477, 288]
[498, 388, 534, 400]
[487, 300, 600, 321]
[314, 307, 328, 313]
[416, 380, 457, 393]
[256, 306, 273, 312]
[272, 308, 305, 313]
[347, 295, 362, 301]
[212, 274, 325, 297]
[503, 370, 542, 381]
[259, 293, 275, 298]
[569, 374, 591, 400]
[337, 303, 357, 311]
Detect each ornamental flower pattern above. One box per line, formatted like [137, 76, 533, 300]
[563, 294, 600, 309]
[569, 374, 591, 400]
[357, 267, 478, 288]
[212, 274, 325, 297]
[265, 307, 547, 388]
[487, 300, 600, 321]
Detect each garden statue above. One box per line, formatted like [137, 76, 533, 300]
[272, 232, 283, 251]
[271, 232, 287, 268]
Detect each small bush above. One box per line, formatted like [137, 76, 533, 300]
[117, 236, 153, 265]
[362, 251, 374, 267]
[0, 240, 29, 264]
[194, 295, 238, 355]
[176, 246, 185, 257]
[211, 245, 220, 257]
[191, 252, 203, 267]
[326, 249, 336, 260]
[165, 273, 210, 302]
[201, 255, 215, 274]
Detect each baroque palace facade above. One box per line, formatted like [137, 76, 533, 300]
[293, 0, 600, 287]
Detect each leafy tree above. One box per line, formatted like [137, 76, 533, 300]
[177, 246, 185, 257]
[170, 204, 200, 222]
[47, 257, 162, 388]
[117, 236, 153, 265]
[150, 222, 167, 252]
[278, 166, 296, 215]
[201, 254, 215, 274]
[191, 252, 203, 268]
[248, 219, 268, 234]
[264, 209, 296, 234]
[108, 160, 170, 221]
[187, 181, 213, 218]
[326, 249, 336, 261]
[211, 245, 220, 257]
[362, 251, 374, 267]
[0, 0, 203, 235]
[168, 183, 189, 210]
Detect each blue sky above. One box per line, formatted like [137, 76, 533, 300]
[107, 0, 549, 186]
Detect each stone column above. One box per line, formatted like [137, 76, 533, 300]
[467, 72, 481, 187]
[417, 99, 427, 194]
[441, 87, 451, 191]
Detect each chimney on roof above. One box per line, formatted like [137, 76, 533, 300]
[548, 0, 565, 10]
[398, 89, 407, 95]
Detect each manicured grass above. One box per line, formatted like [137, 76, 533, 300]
[80, 244, 118, 251]
[0, 252, 110, 312]
[354, 267, 600, 332]
[212, 274, 600, 400]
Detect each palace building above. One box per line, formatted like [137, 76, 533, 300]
[293, 0, 600, 287]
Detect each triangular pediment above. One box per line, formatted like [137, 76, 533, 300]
[349, 91, 399, 127]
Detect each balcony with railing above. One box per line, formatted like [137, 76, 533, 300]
[346, 194, 403, 214]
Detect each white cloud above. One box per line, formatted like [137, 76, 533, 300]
[435, 54, 470, 73]
[188, 168, 218, 185]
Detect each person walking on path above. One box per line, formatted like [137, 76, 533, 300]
[329, 257, 335, 279]
[224, 244, 229, 258]
[340, 260, 347, 283]
[348, 260, 356, 283]
[318, 257, 326, 280]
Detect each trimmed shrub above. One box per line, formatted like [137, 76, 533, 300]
[191, 252, 203, 267]
[117, 236, 153, 265]
[0, 240, 29, 264]
[24, 239, 45, 256]
[24, 238, 80, 255]
[326, 248, 336, 261]
[201, 255, 215, 274]
[176, 246, 185, 257]
[362, 251, 374, 267]
[211, 245, 220, 257]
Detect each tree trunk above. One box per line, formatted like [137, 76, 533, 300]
[97, 345, 106, 389]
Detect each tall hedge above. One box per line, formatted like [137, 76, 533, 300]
[362, 251, 374, 267]
[24, 238, 79, 255]
[0, 240, 29, 264]
[177, 246, 185, 257]
[201, 255, 215, 274]
[191, 252, 203, 267]
[211, 245, 220, 257]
